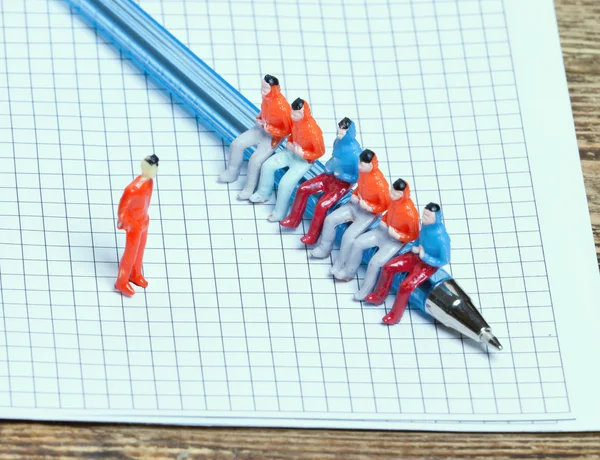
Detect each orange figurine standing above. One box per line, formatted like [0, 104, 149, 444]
[115, 154, 159, 296]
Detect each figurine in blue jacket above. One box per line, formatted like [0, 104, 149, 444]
[280, 117, 362, 245]
[365, 202, 451, 325]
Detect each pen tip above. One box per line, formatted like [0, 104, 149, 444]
[480, 329, 503, 351]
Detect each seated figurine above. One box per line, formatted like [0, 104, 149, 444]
[332, 179, 420, 303]
[249, 98, 326, 222]
[365, 202, 451, 325]
[310, 149, 390, 262]
[280, 117, 362, 244]
[219, 74, 292, 201]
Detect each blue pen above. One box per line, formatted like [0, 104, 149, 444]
[65, 0, 502, 350]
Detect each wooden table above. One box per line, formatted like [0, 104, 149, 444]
[1, 0, 599, 458]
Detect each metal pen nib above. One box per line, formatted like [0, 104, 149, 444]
[422, 278, 503, 351]
[480, 329, 503, 351]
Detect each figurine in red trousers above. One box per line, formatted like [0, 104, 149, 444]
[280, 117, 362, 244]
[365, 202, 451, 325]
[115, 154, 159, 296]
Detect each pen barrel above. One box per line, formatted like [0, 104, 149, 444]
[64, 0, 257, 143]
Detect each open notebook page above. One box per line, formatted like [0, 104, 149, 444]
[0, 0, 598, 431]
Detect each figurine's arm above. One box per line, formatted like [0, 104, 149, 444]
[117, 187, 139, 231]
[324, 156, 334, 174]
[117, 190, 132, 229]
[264, 120, 291, 138]
[409, 238, 420, 253]
[301, 134, 326, 162]
[324, 139, 339, 173]
[380, 188, 390, 209]
[393, 213, 420, 243]
[371, 187, 390, 215]
[420, 234, 451, 267]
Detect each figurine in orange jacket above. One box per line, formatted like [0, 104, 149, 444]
[333, 179, 420, 301]
[220, 75, 292, 201]
[114, 154, 159, 296]
[310, 149, 390, 261]
[250, 97, 326, 222]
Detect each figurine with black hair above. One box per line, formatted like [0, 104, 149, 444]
[115, 154, 159, 296]
[219, 74, 292, 201]
[365, 202, 451, 325]
[249, 97, 326, 221]
[280, 116, 362, 243]
[332, 179, 420, 300]
[310, 149, 390, 262]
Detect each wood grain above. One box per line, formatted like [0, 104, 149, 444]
[0, 0, 598, 458]
[0, 422, 599, 460]
[557, 0, 600, 264]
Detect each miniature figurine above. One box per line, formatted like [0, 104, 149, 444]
[280, 117, 362, 244]
[249, 97, 326, 222]
[310, 149, 390, 262]
[332, 179, 420, 298]
[115, 154, 159, 296]
[219, 74, 292, 201]
[365, 202, 451, 325]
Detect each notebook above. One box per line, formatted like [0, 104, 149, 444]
[0, 0, 598, 431]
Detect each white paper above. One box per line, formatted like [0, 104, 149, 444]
[0, 0, 598, 431]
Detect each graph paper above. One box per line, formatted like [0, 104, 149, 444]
[0, 0, 598, 431]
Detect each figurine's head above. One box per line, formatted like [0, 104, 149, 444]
[261, 74, 279, 96]
[141, 154, 159, 179]
[358, 149, 375, 173]
[291, 97, 305, 121]
[337, 117, 352, 139]
[391, 178, 407, 201]
[422, 202, 440, 225]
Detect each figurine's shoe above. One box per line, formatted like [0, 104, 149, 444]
[364, 292, 386, 305]
[353, 289, 369, 301]
[329, 264, 342, 276]
[115, 281, 135, 296]
[249, 192, 269, 203]
[334, 270, 353, 282]
[268, 212, 285, 223]
[300, 233, 318, 245]
[382, 309, 403, 325]
[129, 273, 148, 288]
[280, 216, 300, 228]
[309, 245, 330, 259]
[237, 188, 253, 200]
[218, 168, 240, 183]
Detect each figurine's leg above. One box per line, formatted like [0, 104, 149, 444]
[219, 127, 262, 183]
[333, 227, 379, 281]
[115, 228, 142, 296]
[332, 206, 376, 274]
[382, 262, 438, 325]
[309, 204, 354, 259]
[268, 157, 312, 222]
[301, 178, 351, 245]
[364, 252, 419, 305]
[237, 133, 275, 200]
[280, 174, 328, 229]
[129, 224, 149, 288]
[354, 234, 403, 301]
[249, 150, 291, 203]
